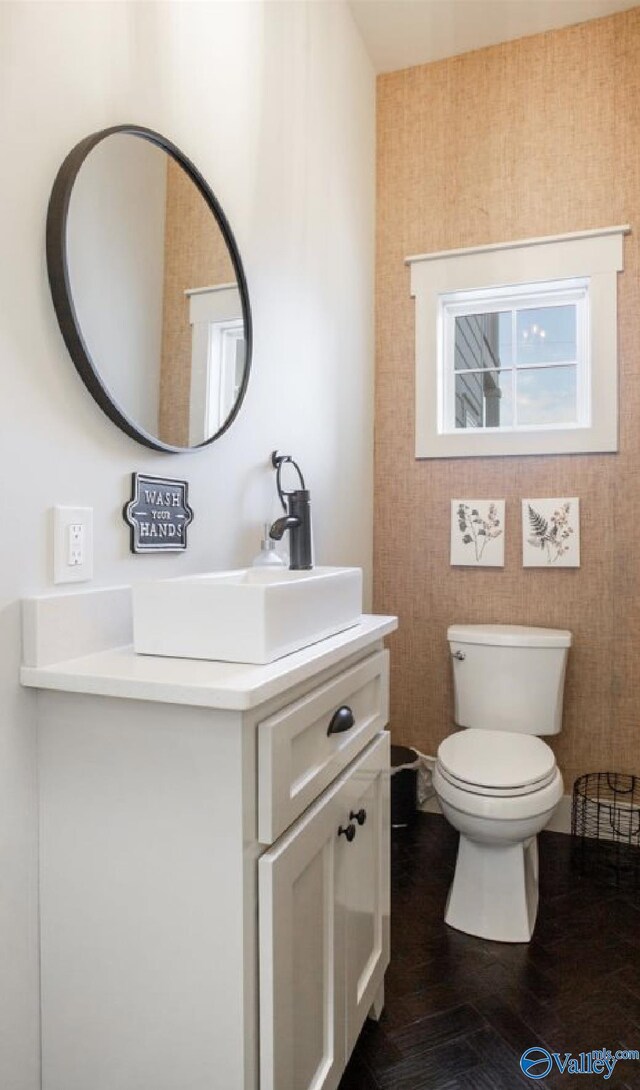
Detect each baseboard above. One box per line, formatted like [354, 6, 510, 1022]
[420, 792, 572, 835]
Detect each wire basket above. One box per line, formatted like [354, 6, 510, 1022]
[572, 773, 640, 891]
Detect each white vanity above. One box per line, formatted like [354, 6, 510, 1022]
[21, 585, 397, 1090]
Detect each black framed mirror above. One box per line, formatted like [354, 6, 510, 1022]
[46, 124, 252, 452]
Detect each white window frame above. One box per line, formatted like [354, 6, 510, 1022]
[408, 226, 629, 458]
[186, 283, 244, 446]
[204, 319, 245, 437]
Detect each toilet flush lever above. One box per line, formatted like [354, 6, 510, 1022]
[452, 650, 466, 661]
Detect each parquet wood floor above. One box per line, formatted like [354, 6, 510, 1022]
[338, 814, 640, 1090]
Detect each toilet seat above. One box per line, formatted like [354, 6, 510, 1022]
[437, 762, 557, 797]
[433, 762, 563, 824]
[437, 729, 556, 797]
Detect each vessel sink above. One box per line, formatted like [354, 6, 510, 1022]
[132, 566, 363, 664]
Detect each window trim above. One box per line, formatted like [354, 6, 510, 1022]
[407, 226, 629, 459]
[186, 283, 244, 446]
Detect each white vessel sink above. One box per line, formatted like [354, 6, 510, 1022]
[132, 566, 363, 664]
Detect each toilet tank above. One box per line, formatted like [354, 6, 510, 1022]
[448, 624, 572, 736]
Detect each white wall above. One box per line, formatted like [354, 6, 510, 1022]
[0, 3, 375, 1086]
[67, 133, 167, 437]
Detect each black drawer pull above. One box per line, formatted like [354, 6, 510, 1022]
[350, 808, 367, 826]
[338, 823, 356, 842]
[327, 706, 355, 737]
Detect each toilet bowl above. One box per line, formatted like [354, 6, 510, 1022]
[434, 625, 571, 944]
[433, 729, 563, 942]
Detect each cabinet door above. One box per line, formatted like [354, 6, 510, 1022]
[259, 766, 346, 1090]
[341, 732, 390, 1055]
[259, 734, 389, 1090]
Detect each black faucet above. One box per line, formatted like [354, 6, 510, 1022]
[269, 451, 313, 570]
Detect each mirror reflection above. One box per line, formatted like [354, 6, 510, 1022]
[63, 131, 249, 449]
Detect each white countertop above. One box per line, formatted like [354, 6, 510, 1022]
[21, 615, 398, 711]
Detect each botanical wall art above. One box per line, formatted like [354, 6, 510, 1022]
[451, 500, 505, 567]
[522, 498, 580, 567]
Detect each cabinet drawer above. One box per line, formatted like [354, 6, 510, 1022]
[258, 650, 389, 843]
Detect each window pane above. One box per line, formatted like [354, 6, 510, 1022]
[454, 312, 512, 370]
[516, 365, 577, 425]
[455, 370, 513, 429]
[516, 305, 576, 365]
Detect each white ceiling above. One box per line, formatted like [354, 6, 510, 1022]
[347, 0, 638, 73]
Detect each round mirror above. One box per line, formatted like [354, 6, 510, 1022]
[46, 125, 252, 452]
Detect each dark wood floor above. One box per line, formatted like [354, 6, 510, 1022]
[339, 813, 640, 1090]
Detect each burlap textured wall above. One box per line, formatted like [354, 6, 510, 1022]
[374, 9, 640, 789]
[159, 158, 235, 447]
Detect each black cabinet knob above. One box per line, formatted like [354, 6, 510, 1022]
[350, 808, 367, 826]
[327, 706, 355, 737]
[338, 823, 356, 843]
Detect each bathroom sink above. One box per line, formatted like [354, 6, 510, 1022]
[132, 566, 363, 664]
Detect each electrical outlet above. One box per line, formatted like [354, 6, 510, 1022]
[53, 507, 93, 584]
[68, 523, 84, 566]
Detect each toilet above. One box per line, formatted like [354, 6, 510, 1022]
[433, 624, 571, 943]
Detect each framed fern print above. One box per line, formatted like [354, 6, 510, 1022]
[522, 498, 580, 567]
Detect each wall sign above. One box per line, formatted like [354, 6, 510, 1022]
[124, 473, 194, 553]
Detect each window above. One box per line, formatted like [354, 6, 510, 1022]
[204, 319, 246, 436]
[441, 279, 589, 434]
[409, 227, 628, 458]
[186, 283, 245, 445]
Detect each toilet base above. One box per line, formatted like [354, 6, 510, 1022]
[445, 833, 539, 943]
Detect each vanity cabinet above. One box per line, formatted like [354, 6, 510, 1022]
[21, 593, 396, 1090]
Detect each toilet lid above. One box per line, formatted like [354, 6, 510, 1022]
[437, 729, 556, 791]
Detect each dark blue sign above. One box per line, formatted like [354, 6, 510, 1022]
[124, 473, 194, 553]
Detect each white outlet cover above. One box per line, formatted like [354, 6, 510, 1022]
[53, 506, 94, 584]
